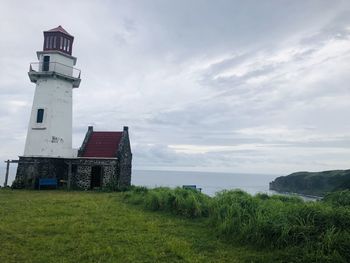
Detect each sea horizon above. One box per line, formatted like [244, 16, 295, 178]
[132, 169, 281, 196]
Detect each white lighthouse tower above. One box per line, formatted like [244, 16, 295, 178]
[24, 26, 81, 158]
[13, 26, 132, 190]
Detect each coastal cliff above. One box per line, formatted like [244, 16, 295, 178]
[269, 169, 350, 196]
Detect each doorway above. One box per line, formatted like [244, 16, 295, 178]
[90, 166, 102, 189]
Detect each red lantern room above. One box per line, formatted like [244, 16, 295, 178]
[43, 25, 74, 55]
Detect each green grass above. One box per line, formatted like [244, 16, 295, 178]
[0, 189, 291, 263]
[210, 190, 350, 262]
[123, 187, 350, 263]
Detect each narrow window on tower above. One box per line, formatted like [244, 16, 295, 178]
[43, 56, 50, 71]
[53, 36, 57, 48]
[60, 37, 63, 49]
[67, 39, 70, 52]
[36, 109, 44, 123]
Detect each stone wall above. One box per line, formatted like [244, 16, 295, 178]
[75, 164, 91, 189]
[14, 126, 132, 190]
[14, 156, 68, 189]
[71, 159, 118, 190]
[116, 127, 132, 187]
[77, 126, 93, 157]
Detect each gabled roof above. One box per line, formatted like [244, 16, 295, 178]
[45, 25, 73, 37]
[82, 131, 123, 158]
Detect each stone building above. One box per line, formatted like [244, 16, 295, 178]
[14, 126, 132, 190]
[12, 26, 132, 190]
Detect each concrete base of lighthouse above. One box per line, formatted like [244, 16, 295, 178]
[12, 156, 131, 190]
[13, 156, 69, 189]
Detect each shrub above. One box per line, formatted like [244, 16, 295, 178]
[323, 190, 350, 207]
[123, 187, 210, 218]
[208, 190, 350, 261]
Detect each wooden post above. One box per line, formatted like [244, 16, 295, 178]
[4, 160, 10, 187]
[67, 161, 72, 190]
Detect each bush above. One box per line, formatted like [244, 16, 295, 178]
[209, 190, 350, 262]
[323, 190, 350, 207]
[123, 187, 210, 218]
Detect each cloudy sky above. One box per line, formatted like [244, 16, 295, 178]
[1, 0, 350, 182]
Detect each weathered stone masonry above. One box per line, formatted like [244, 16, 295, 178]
[13, 126, 132, 190]
[71, 158, 118, 190]
[14, 157, 67, 189]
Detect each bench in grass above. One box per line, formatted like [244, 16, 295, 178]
[182, 185, 202, 192]
[39, 178, 57, 190]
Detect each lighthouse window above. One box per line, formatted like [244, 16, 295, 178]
[45, 37, 49, 49]
[43, 56, 50, 71]
[63, 38, 67, 51]
[36, 109, 44, 123]
[60, 37, 63, 49]
[53, 36, 57, 48]
[67, 39, 70, 52]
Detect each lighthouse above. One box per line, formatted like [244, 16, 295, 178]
[13, 26, 132, 190]
[24, 26, 80, 158]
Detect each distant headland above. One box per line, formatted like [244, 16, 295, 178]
[269, 169, 350, 196]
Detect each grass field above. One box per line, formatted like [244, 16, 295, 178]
[122, 187, 350, 262]
[0, 189, 292, 263]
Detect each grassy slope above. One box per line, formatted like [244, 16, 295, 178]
[0, 190, 283, 263]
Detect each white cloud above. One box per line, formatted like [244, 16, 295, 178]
[1, 0, 350, 182]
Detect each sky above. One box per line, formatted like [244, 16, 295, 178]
[1, 0, 350, 183]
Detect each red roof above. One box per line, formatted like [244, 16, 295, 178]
[45, 25, 73, 36]
[82, 132, 123, 158]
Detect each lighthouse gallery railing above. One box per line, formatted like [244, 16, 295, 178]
[29, 62, 81, 79]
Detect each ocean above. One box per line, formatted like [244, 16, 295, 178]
[132, 170, 280, 197]
[2, 167, 317, 200]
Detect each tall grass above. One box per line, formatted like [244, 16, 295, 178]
[210, 190, 350, 262]
[123, 186, 210, 218]
[123, 187, 350, 262]
[323, 190, 350, 207]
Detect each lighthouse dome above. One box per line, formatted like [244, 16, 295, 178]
[43, 25, 74, 55]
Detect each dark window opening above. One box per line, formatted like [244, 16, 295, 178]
[36, 108, 44, 123]
[43, 56, 50, 71]
[90, 166, 102, 189]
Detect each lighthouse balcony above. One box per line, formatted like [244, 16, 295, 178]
[28, 62, 81, 88]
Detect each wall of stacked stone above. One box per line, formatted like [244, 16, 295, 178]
[13, 156, 128, 190]
[117, 130, 132, 187]
[13, 157, 69, 189]
[75, 164, 91, 189]
[103, 165, 115, 186]
[119, 157, 132, 187]
[71, 159, 118, 190]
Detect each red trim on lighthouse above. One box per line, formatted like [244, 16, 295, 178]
[43, 25, 74, 55]
[45, 25, 73, 36]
